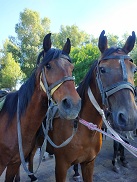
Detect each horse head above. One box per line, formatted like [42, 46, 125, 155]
[36, 33, 81, 120]
[97, 30, 137, 131]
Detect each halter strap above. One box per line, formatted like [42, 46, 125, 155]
[49, 76, 75, 96]
[105, 81, 135, 97]
[102, 55, 131, 60]
[40, 74, 46, 93]
[40, 67, 74, 99]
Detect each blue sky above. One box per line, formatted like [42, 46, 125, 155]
[0, 0, 137, 47]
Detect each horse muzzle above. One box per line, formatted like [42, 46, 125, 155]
[111, 108, 137, 131]
[58, 97, 81, 120]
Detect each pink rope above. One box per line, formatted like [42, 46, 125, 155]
[79, 118, 137, 152]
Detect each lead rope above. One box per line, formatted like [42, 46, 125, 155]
[79, 87, 137, 157]
[17, 98, 48, 175]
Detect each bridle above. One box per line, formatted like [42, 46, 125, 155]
[39, 53, 75, 103]
[96, 54, 135, 111]
[79, 52, 137, 158]
[40, 68, 74, 102]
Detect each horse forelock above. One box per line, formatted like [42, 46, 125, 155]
[41, 48, 71, 66]
[101, 47, 127, 59]
[77, 60, 98, 105]
[36, 50, 44, 65]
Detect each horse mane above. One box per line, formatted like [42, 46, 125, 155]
[2, 70, 36, 122]
[2, 91, 18, 121]
[18, 71, 36, 116]
[77, 60, 98, 104]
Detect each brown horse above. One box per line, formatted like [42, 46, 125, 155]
[24, 30, 137, 182]
[0, 33, 81, 182]
[47, 30, 137, 182]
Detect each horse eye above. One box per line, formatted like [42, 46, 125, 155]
[134, 67, 137, 74]
[45, 63, 51, 70]
[100, 67, 106, 74]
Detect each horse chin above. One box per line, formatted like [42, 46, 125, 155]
[113, 124, 136, 132]
[59, 110, 79, 120]
[109, 120, 136, 132]
[108, 112, 137, 131]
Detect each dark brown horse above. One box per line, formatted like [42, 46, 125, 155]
[0, 33, 81, 182]
[23, 30, 137, 182]
[47, 30, 137, 182]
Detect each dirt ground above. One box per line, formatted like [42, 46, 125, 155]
[1, 135, 137, 182]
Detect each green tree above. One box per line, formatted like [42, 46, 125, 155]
[71, 44, 100, 85]
[0, 53, 24, 90]
[107, 33, 119, 47]
[14, 8, 51, 79]
[90, 35, 98, 46]
[52, 25, 90, 48]
[131, 39, 137, 64]
[131, 40, 137, 85]
[1, 39, 21, 63]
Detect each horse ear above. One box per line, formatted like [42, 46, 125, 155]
[98, 30, 108, 53]
[62, 38, 71, 54]
[122, 31, 136, 54]
[43, 33, 52, 52]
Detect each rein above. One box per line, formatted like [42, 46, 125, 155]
[41, 101, 78, 149]
[42, 117, 78, 149]
[17, 97, 52, 175]
[79, 87, 137, 157]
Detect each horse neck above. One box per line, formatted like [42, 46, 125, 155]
[20, 89, 48, 137]
[80, 85, 102, 128]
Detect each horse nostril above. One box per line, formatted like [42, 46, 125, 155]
[117, 113, 127, 127]
[62, 98, 71, 109]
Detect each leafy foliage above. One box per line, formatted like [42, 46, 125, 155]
[52, 25, 91, 48]
[71, 44, 100, 85]
[14, 9, 51, 79]
[131, 43, 137, 85]
[0, 53, 24, 90]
